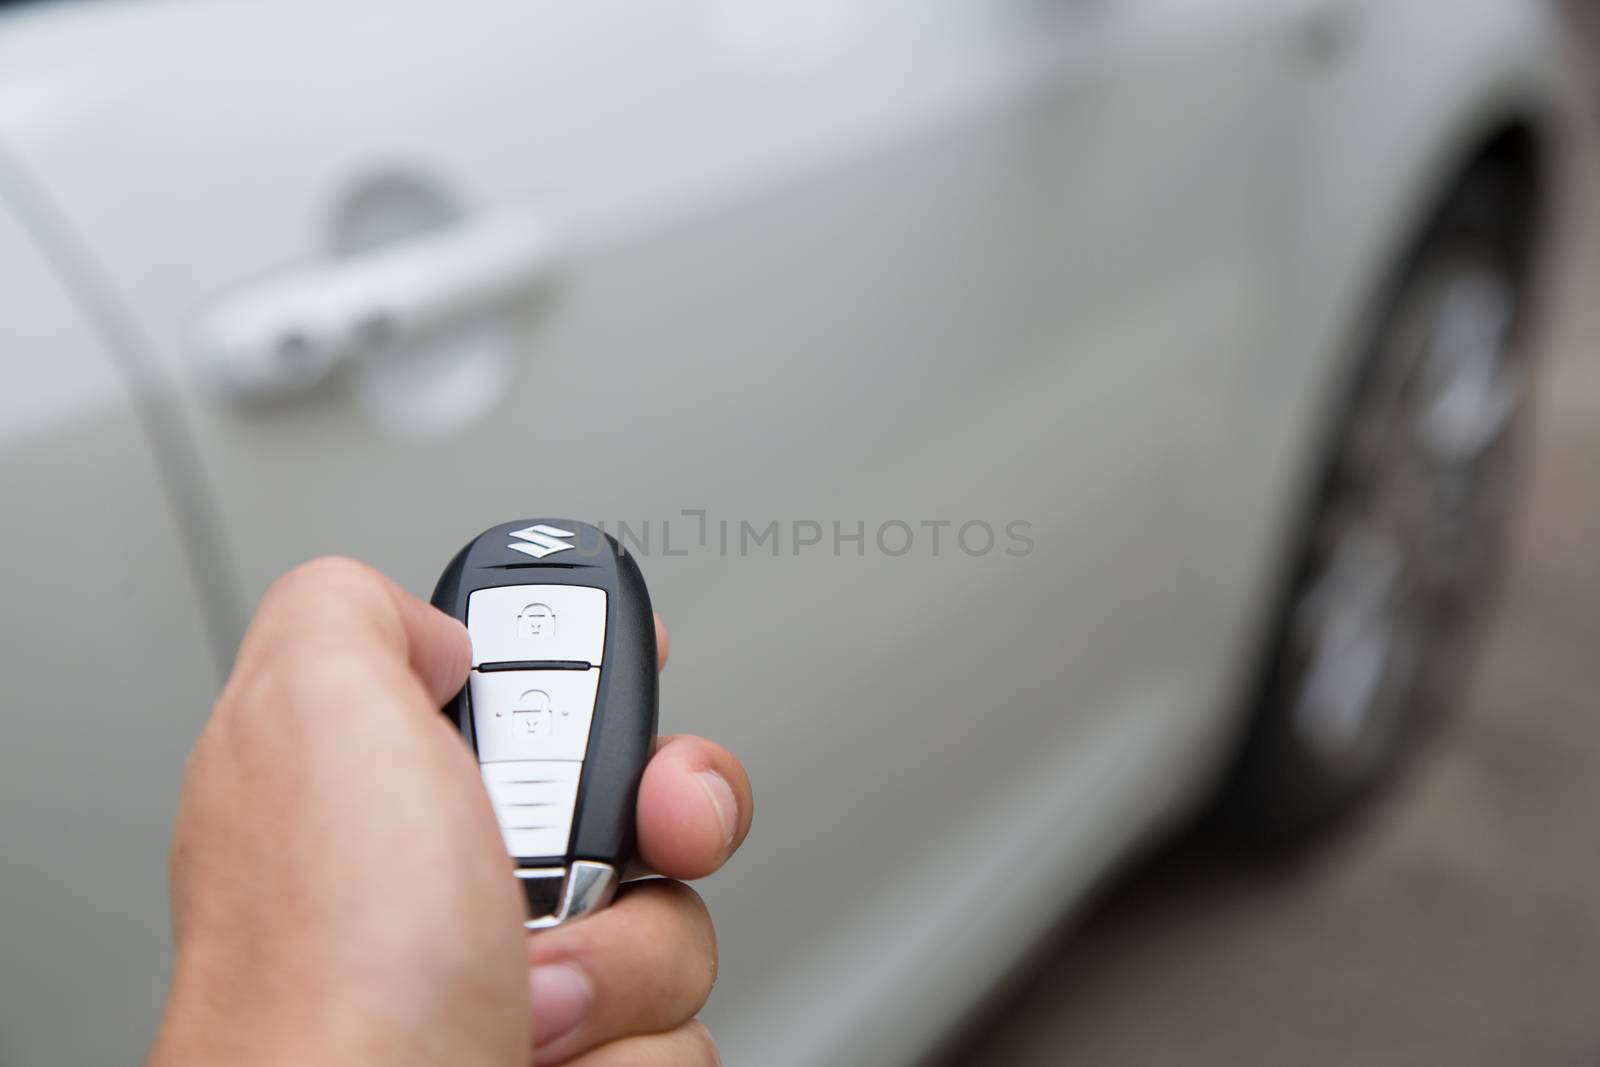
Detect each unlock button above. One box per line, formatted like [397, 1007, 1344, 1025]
[469, 669, 600, 763]
[512, 689, 556, 737]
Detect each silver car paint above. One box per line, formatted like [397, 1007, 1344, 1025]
[0, 1, 1570, 1064]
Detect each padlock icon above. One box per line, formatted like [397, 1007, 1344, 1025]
[517, 603, 555, 640]
[510, 689, 556, 737]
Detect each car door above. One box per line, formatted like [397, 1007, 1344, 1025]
[0, 165, 224, 1065]
[0, 1, 1299, 1063]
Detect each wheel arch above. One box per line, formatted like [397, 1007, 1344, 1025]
[1205, 88, 1565, 839]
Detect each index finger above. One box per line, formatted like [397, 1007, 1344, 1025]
[233, 556, 471, 708]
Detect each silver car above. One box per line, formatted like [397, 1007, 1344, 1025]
[0, 1, 1576, 1064]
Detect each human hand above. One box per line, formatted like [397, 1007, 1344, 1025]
[147, 557, 751, 1067]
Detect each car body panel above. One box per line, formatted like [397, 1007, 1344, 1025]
[0, 190, 219, 1067]
[0, 1, 1570, 1064]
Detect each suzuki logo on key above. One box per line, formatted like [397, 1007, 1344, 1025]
[507, 524, 576, 559]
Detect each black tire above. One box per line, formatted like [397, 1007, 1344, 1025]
[1216, 152, 1546, 845]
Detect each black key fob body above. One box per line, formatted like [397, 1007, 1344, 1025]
[432, 520, 657, 928]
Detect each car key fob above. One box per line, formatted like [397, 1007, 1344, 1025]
[431, 519, 657, 929]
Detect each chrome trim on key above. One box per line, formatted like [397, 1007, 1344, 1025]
[517, 861, 618, 929]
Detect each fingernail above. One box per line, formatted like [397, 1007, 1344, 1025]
[697, 770, 738, 851]
[529, 963, 592, 1052]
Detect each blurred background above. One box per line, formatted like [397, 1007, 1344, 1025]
[0, 2, 1594, 1066]
[945, 23, 1600, 1058]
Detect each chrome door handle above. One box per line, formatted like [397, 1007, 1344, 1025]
[190, 207, 560, 401]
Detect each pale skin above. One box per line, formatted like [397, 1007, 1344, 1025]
[146, 557, 753, 1067]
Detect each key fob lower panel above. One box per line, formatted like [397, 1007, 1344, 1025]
[432, 520, 657, 927]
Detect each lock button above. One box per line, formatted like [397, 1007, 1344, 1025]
[467, 584, 607, 666]
[517, 602, 556, 639]
[469, 668, 600, 763]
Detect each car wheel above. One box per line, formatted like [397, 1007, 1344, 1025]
[1219, 156, 1545, 843]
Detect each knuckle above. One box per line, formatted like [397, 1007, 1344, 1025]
[593, 881, 717, 1010]
[240, 556, 403, 693]
[653, 876, 709, 918]
[652, 879, 714, 949]
[268, 555, 386, 605]
[683, 1019, 721, 1066]
[652, 882, 716, 1000]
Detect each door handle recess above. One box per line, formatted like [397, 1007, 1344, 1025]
[190, 207, 560, 401]
[1294, 0, 1359, 68]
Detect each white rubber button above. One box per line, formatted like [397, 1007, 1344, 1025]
[470, 669, 600, 763]
[467, 584, 607, 666]
[482, 760, 582, 859]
